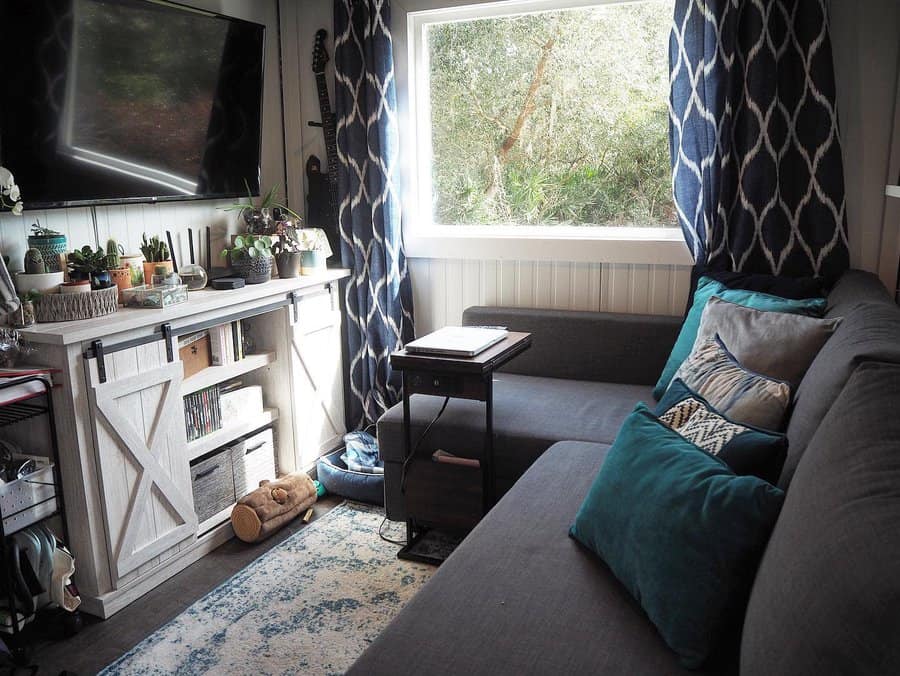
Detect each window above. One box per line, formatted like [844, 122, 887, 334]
[409, 0, 675, 233]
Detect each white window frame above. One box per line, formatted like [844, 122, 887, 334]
[395, 0, 691, 264]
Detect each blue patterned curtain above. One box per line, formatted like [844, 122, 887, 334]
[334, 0, 414, 429]
[669, 0, 849, 282]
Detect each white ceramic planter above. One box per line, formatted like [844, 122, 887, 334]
[14, 271, 65, 294]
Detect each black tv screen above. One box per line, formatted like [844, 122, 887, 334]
[0, 0, 265, 209]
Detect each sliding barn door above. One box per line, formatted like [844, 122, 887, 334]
[290, 287, 346, 469]
[85, 345, 197, 586]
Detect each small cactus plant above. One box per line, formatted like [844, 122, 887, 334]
[140, 233, 170, 263]
[106, 238, 123, 269]
[23, 248, 46, 274]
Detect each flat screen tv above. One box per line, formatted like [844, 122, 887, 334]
[0, 0, 265, 209]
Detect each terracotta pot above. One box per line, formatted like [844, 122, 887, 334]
[109, 267, 133, 302]
[59, 280, 92, 294]
[143, 260, 173, 286]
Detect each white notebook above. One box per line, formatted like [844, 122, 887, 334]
[405, 326, 507, 357]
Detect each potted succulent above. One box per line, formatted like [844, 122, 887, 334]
[222, 234, 273, 284]
[106, 238, 132, 300]
[67, 245, 112, 291]
[272, 224, 302, 279]
[140, 233, 172, 284]
[222, 182, 302, 236]
[27, 222, 67, 273]
[14, 247, 65, 294]
[297, 228, 333, 275]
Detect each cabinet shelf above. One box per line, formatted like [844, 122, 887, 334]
[181, 352, 276, 395]
[186, 408, 279, 462]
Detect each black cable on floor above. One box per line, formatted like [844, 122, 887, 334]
[399, 396, 451, 495]
[377, 517, 406, 546]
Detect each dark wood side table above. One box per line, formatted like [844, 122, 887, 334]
[390, 332, 532, 563]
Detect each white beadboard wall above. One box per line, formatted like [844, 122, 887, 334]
[0, 201, 238, 279]
[409, 258, 692, 336]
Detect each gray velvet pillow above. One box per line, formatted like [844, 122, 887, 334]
[695, 296, 841, 387]
[671, 335, 791, 430]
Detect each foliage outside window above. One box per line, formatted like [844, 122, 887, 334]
[421, 0, 675, 229]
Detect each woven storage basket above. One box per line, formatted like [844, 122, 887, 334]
[35, 286, 118, 322]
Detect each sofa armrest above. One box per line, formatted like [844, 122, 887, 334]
[462, 306, 681, 386]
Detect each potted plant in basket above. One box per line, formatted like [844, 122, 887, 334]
[222, 235, 274, 285]
[221, 182, 302, 236]
[27, 222, 67, 273]
[139, 234, 172, 284]
[67, 246, 112, 291]
[272, 224, 303, 279]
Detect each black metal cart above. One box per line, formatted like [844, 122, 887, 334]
[0, 374, 72, 662]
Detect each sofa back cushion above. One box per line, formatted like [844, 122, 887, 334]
[780, 301, 900, 487]
[462, 306, 681, 385]
[741, 362, 900, 675]
[824, 269, 893, 318]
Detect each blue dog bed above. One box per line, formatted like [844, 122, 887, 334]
[316, 449, 384, 506]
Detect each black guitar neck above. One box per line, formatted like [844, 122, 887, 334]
[314, 70, 340, 221]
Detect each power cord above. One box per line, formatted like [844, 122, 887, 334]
[378, 516, 406, 546]
[400, 396, 451, 495]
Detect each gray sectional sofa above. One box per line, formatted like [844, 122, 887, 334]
[355, 270, 900, 674]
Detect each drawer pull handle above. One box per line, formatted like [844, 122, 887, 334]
[245, 442, 266, 453]
[194, 465, 220, 480]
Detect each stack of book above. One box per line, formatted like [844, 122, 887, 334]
[208, 321, 246, 366]
[184, 384, 222, 442]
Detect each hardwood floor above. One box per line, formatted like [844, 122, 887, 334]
[25, 496, 343, 676]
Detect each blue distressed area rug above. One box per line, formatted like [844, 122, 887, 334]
[101, 502, 434, 675]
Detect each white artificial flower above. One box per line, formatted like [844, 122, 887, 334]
[11, 201, 23, 216]
[8, 184, 20, 202]
[0, 167, 13, 191]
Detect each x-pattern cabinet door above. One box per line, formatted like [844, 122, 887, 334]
[290, 287, 346, 468]
[86, 349, 197, 586]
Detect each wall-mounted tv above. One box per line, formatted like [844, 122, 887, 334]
[0, 0, 265, 209]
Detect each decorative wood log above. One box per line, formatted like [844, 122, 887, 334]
[230, 473, 317, 543]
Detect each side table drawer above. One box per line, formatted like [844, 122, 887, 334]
[406, 372, 487, 400]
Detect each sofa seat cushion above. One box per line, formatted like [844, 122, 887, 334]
[349, 441, 736, 676]
[377, 373, 654, 478]
[742, 362, 900, 675]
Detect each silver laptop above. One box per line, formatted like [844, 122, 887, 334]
[405, 326, 507, 357]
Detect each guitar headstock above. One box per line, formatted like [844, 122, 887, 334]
[312, 29, 329, 74]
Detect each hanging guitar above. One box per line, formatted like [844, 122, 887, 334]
[308, 29, 340, 259]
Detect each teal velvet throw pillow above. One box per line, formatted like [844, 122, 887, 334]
[569, 404, 785, 669]
[652, 276, 826, 399]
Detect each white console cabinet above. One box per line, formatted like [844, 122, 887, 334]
[18, 271, 349, 618]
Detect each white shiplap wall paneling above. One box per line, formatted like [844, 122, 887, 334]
[410, 258, 691, 336]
